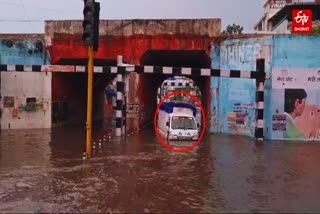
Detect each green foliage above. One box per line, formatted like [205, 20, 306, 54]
[223, 23, 244, 34]
[312, 24, 320, 35]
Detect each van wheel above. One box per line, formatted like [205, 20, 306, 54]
[167, 132, 170, 144]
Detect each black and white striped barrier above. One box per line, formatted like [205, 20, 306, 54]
[115, 55, 132, 137]
[255, 59, 265, 141]
[162, 81, 196, 87]
[160, 81, 197, 98]
[116, 73, 124, 137]
[0, 64, 269, 79]
[115, 56, 125, 137]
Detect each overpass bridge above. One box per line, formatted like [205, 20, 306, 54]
[0, 59, 269, 140]
[0, 19, 269, 141]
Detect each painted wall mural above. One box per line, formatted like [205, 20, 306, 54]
[272, 35, 320, 140]
[272, 68, 320, 140]
[219, 37, 272, 71]
[211, 36, 273, 137]
[0, 39, 50, 65]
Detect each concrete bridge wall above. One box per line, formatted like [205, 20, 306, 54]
[0, 35, 51, 130]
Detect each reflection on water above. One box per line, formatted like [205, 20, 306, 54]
[0, 127, 320, 213]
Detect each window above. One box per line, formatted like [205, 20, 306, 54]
[171, 116, 197, 130]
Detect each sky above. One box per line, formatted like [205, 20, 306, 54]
[0, 0, 265, 34]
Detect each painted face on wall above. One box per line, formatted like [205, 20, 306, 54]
[295, 104, 320, 138]
[295, 98, 306, 117]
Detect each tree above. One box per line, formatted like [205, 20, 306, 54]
[223, 23, 244, 34]
[312, 24, 320, 35]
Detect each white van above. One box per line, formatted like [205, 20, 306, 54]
[157, 102, 199, 141]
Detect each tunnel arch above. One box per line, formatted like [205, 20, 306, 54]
[156, 76, 203, 127]
[157, 76, 201, 104]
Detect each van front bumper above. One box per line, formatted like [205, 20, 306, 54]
[168, 135, 198, 141]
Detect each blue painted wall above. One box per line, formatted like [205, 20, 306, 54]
[211, 36, 273, 139]
[0, 39, 50, 65]
[273, 35, 320, 68]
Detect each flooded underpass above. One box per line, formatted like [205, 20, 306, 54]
[1, 127, 320, 213]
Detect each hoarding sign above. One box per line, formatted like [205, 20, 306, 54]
[42, 65, 75, 72]
[126, 103, 139, 118]
[270, 0, 287, 9]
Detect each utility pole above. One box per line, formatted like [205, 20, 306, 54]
[83, 0, 100, 159]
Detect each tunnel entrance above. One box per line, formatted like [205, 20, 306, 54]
[52, 58, 118, 130]
[125, 50, 212, 133]
[158, 76, 201, 104]
[157, 76, 203, 126]
[51, 72, 116, 129]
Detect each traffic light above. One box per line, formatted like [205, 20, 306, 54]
[82, 0, 100, 51]
[93, 2, 100, 51]
[83, 0, 95, 47]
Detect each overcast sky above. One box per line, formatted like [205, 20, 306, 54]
[0, 0, 265, 34]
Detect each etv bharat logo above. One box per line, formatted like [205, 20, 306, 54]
[292, 10, 312, 33]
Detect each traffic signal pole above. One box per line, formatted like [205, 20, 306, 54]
[86, 46, 94, 158]
[83, 0, 99, 159]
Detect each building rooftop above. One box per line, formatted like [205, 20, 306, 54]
[45, 19, 222, 38]
[0, 34, 44, 41]
[254, 13, 267, 29]
[269, 3, 320, 27]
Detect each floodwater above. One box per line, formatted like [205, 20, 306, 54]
[1, 126, 320, 213]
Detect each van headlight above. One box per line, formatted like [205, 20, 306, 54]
[192, 135, 198, 141]
[169, 134, 178, 140]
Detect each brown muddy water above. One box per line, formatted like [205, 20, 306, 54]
[0, 127, 320, 213]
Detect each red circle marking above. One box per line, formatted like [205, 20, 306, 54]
[153, 91, 206, 153]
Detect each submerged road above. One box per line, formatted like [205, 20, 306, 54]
[0, 127, 320, 213]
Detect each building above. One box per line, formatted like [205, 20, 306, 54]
[269, 3, 320, 33]
[255, 0, 320, 33]
[255, 0, 293, 31]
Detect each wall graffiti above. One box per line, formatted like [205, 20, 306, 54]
[18, 102, 44, 112]
[3, 96, 14, 108]
[221, 43, 271, 69]
[13, 98, 49, 113]
[219, 37, 272, 72]
[0, 39, 49, 65]
[211, 36, 273, 138]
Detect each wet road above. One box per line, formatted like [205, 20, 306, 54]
[1, 127, 320, 213]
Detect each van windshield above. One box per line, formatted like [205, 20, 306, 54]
[171, 116, 197, 130]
